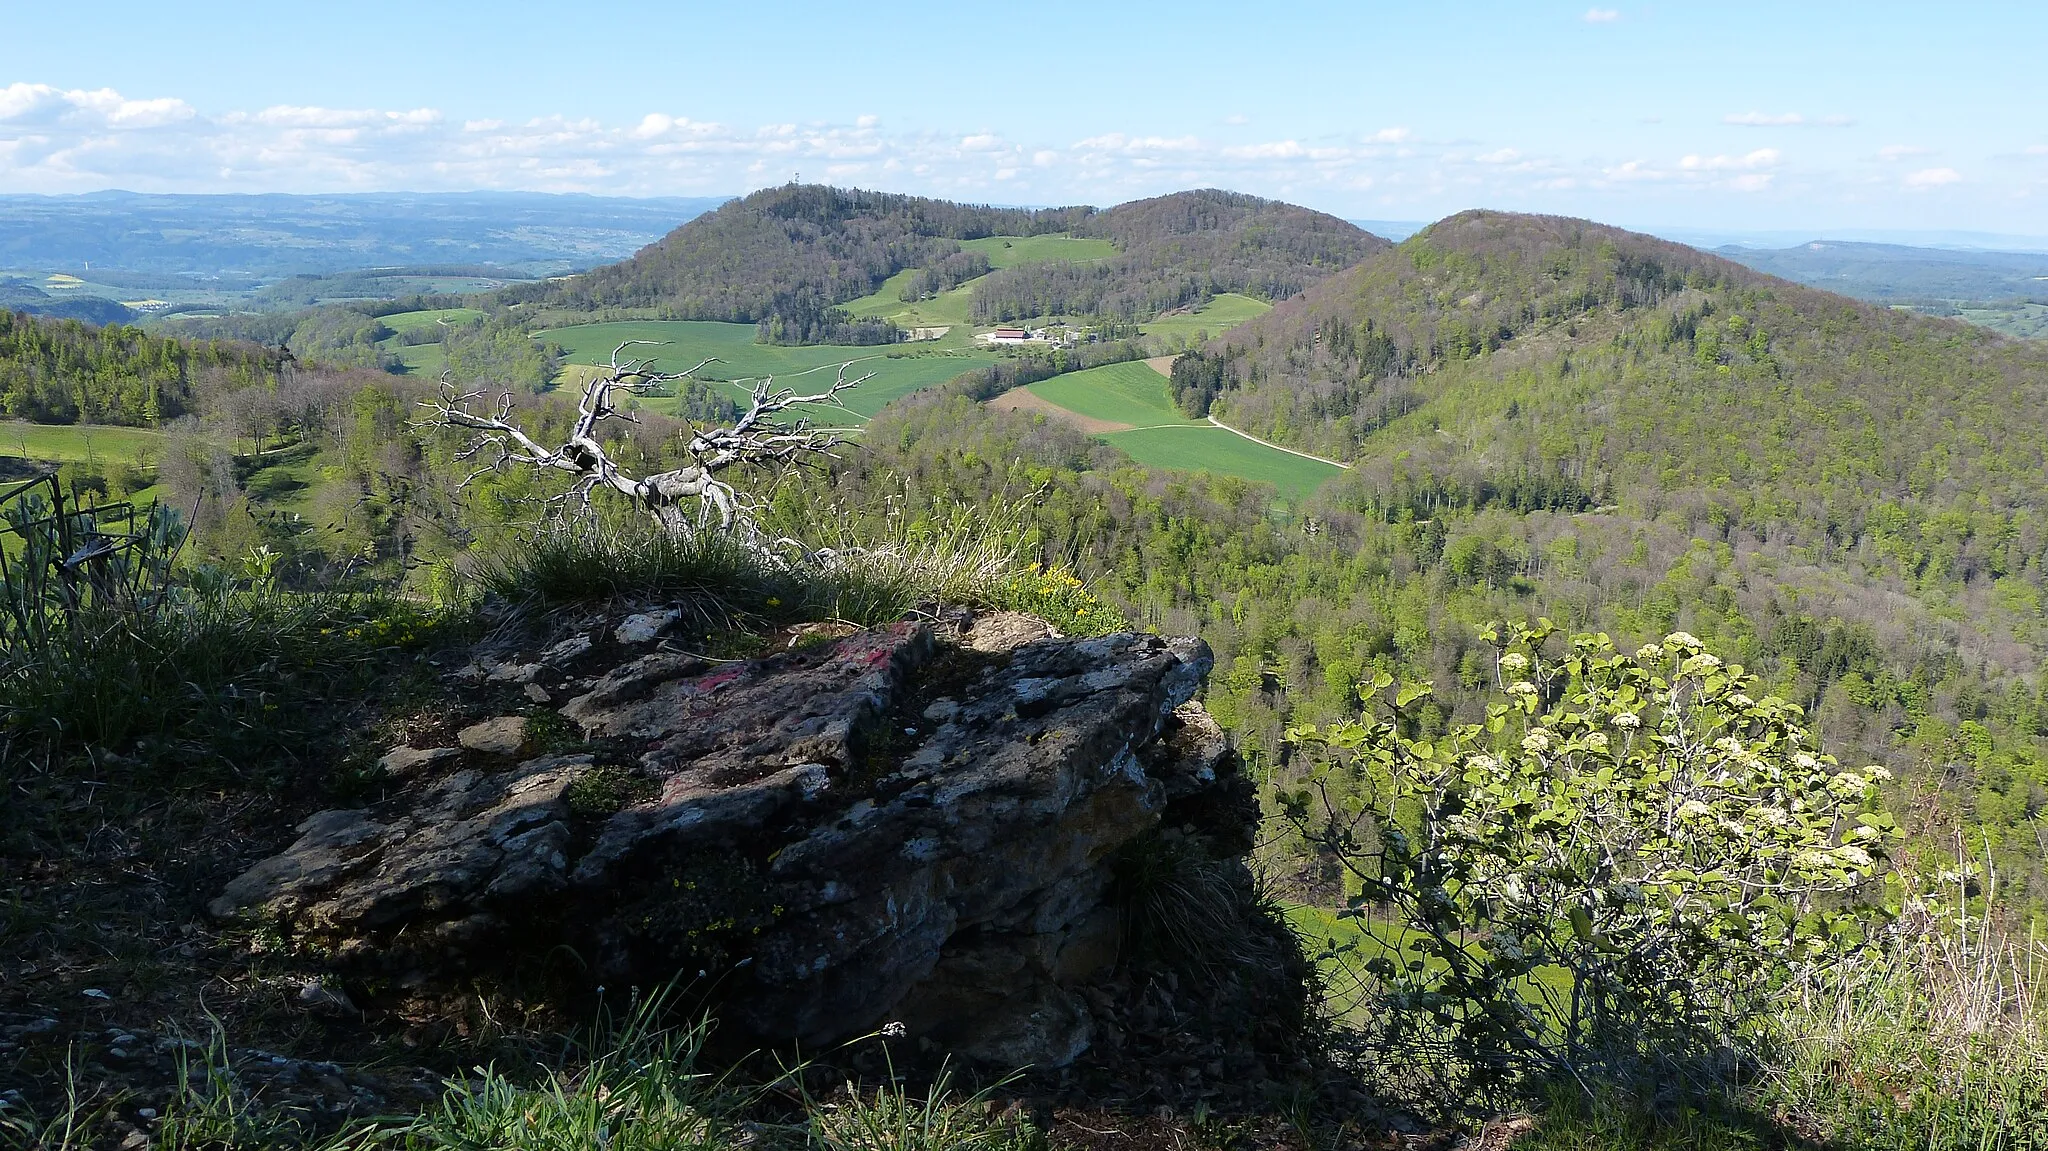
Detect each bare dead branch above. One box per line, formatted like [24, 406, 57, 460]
[414, 345, 868, 534]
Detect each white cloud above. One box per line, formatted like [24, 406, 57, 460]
[2027, 145, 2048, 156]
[1905, 167, 1961, 187]
[1583, 8, 1621, 22]
[1878, 144, 1929, 161]
[0, 82, 196, 130]
[1603, 160, 1665, 182]
[0, 81, 2015, 222]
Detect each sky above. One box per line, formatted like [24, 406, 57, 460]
[2, 0, 2044, 235]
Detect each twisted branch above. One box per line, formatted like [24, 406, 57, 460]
[415, 341, 871, 531]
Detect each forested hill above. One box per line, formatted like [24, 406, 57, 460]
[1181, 209, 2048, 498]
[0, 310, 279, 426]
[506, 185, 1086, 332]
[1165, 210, 2048, 768]
[969, 189, 1388, 323]
[509, 184, 1383, 339]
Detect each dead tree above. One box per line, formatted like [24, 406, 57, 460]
[418, 342, 871, 534]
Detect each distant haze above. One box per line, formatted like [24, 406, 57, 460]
[0, 191, 726, 276]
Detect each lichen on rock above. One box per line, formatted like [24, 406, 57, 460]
[211, 610, 1266, 1067]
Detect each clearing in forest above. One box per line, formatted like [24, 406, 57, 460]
[0, 421, 164, 467]
[1022, 360, 1197, 429]
[1138, 292, 1270, 342]
[1006, 360, 1342, 500]
[838, 234, 1117, 338]
[988, 387, 1131, 434]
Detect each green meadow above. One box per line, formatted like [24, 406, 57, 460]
[379, 307, 485, 335]
[838, 234, 1117, 338]
[1023, 360, 1196, 428]
[959, 233, 1115, 268]
[1138, 292, 1270, 342]
[841, 274, 979, 336]
[1017, 361, 1340, 500]
[1105, 425, 1340, 500]
[391, 342, 448, 376]
[0, 421, 165, 466]
[537, 320, 995, 421]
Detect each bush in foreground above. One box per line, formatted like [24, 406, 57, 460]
[1281, 623, 1899, 1098]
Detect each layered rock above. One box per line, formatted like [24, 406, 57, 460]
[211, 613, 1254, 1066]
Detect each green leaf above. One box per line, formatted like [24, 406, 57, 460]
[1568, 906, 1595, 941]
[1397, 681, 1433, 708]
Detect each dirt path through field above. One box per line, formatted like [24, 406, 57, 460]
[1204, 416, 1352, 468]
[988, 387, 1133, 434]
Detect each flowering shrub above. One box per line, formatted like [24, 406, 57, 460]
[998, 563, 1121, 637]
[1281, 622, 1899, 1094]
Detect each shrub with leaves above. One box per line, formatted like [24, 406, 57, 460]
[1281, 622, 1900, 1097]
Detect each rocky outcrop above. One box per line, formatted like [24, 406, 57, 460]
[211, 612, 1258, 1067]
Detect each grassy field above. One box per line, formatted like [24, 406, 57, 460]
[838, 234, 1117, 339]
[960, 233, 1115, 268]
[1023, 360, 1197, 428]
[379, 307, 484, 335]
[1011, 360, 1341, 500]
[1138, 292, 1271, 342]
[840, 273, 980, 336]
[390, 342, 448, 376]
[0, 421, 165, 466]
[1106, 425, 1340, 500]
[537, 320, 995, 421]
[1959, 300, 2048, 340]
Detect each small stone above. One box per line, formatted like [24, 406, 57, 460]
[119, 1131, 148, 1150]
[922, 699, 959, 723]
[486, 662, 543, 685]
[614, 609, 681, 645]
[458, 717, 529, 756]
[541, 635, 594, 664]
[378, 746, 460, 777]
[81, 988, 111, 1001]
[297, 982, 358, 1017]
[523, 684, 551, 704]
[137, 1108, 157, 1120]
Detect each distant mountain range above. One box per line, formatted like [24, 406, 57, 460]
[1711, 240, 2048, 302]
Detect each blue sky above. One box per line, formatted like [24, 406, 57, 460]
[3, 1, 2044, 234]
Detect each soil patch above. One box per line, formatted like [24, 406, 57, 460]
[988, 387, 1133, 434]
[1144, 354, 1180, 378]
